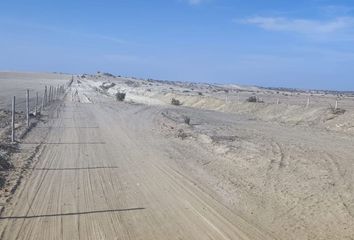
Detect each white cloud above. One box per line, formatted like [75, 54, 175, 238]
[239, 16, 354, 36]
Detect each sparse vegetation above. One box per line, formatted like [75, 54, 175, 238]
[329, 106, 346, 115]
[183, 116, 190, 125]
[171, 98, 181, 106]
[125, 80, 140, 87]
[115, 92, 126, 101]
[177, 129, 188, 139]
[102, 72, 115, 77]
[246, 96, 264, 103]
[246, 96, 258, 102]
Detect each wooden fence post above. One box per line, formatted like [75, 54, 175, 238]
[44, 86, 47, 106]
[35, 92, 38, 115]
[49, 86, 52, 103]
[41, 91, 45, 112]
[48, 86, 50, 103]
[26, 89, 29, 127]
[12, 96, 15, 143]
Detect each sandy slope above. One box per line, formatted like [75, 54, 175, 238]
[82, 75, 354, 135]
[158, 107, 354, 240]
[0, 82, 273, 239]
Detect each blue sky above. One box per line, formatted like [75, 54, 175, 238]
[0, 0, 354, 90]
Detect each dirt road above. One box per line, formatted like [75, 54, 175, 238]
[0, 83, 273, 239]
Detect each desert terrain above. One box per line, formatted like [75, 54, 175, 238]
[0, 72, 353, 240]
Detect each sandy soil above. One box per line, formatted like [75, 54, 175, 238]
[0, 73, 353, 239]
[0, 81, 272, 240]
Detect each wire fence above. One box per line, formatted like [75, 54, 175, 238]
[8, 78, 73, 143]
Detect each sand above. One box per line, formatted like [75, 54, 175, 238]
[0, 72, 353, 239]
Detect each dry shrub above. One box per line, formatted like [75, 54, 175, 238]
[329, 106, 346, 115]
[171, 98, 181, 106]
[183, 116, 190, 125]
[246, 96, 258, 102]
[177, 129, 188, 139]
[115, 92, 126, 101]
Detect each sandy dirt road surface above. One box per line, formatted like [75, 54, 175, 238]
[0, 82, 274, 240]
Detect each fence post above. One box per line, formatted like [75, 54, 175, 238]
[306, 97, 310, 108]
[51, 86, 53, 102]
[44, 86, 47, 106]
[41, 91, 45, 112]
[12, 96, 15, 143]
[50, 86, 52, 103]
[335, 100, 338, 110]
[276, 98, 280, 105]
[48, 86, 50, 103]
[49, 86, 51, 103]
[35, 92, 38, 115]
[26, 89, 30, 127]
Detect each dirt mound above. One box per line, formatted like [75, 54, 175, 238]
[152, 92, 354, 135]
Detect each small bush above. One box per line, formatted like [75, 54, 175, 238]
[329, 106, 346, 115]
[115, 92, 126, 101]
[177, 129, 188, 139]
[246, 96, 258, 102]
[183, 116, 190, 125]
[198, 92, 203, 96]
[171, 98, 181, 106]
